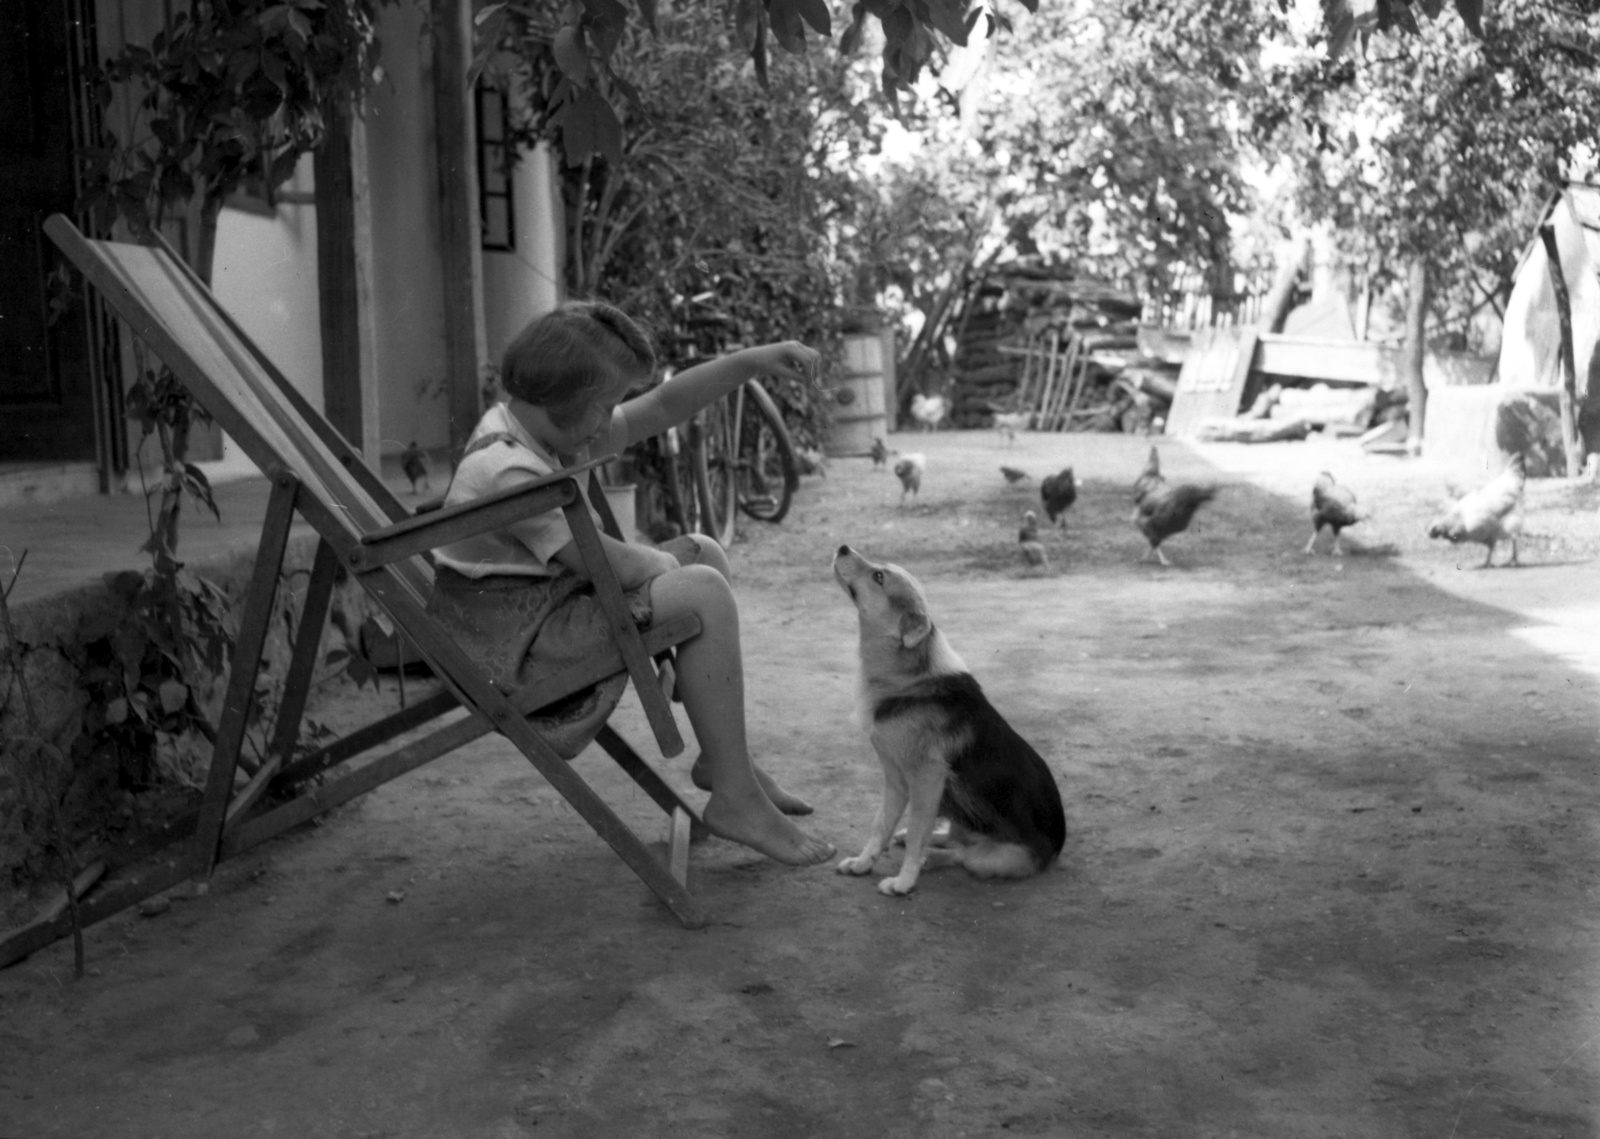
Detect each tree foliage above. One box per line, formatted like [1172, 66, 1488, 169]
[480, 0, 878, 446]
[1257, 0, 1600, 347]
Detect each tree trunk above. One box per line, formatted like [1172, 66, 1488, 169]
[1538, 224, 1582, 477]
[1404, 256, 1429, 456]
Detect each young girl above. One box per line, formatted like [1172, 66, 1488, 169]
[430, 301, 834, 867]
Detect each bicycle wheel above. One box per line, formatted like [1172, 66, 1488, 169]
[691, 396, 739, 547]
[736, 381, 798, 523]
[648, 425, 697, 538]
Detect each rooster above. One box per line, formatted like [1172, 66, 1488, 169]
[1040, 467, 1077, 528]
[1427, 452, 1525, 567]
[894, 453, 925, 503]
[400, 441, 431, 496]
[1018, 510, 1049, 569]
[870, 436, 890, 468]
[1131, 449, 1218, 565]
[910, 392, 949, 432]
[1305, 471, 1363, 556]
[1000, 466, 1030, 485]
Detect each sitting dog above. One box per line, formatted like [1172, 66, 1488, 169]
[832, 545, 1066, 895]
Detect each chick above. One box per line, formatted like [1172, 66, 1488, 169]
[1000, 466, 1030, 485]
[870, 436, 890, 468]
[1131, 444, 1162, 503]
[1040, 467, 1077, 528]
[893, 453, 925, 503]
[1018, 509, 1049, 570]
[1306, 471, 1363, 555]
[400, 441, 431, 495]
[1427, 452, 1525, 567]
[993, 410, 1034, 445]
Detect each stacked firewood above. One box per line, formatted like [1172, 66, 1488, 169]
[946, 261, 1177, 432]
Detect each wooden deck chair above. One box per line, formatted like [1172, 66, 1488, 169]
[1, 215, 714, 968]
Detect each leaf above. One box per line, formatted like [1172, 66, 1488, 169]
[634, 0, 659, 34]
[840, 4, 868, 54]
[883, 4, 914, 48]
[159, 678, 189, 714]
[826, 1037, 856, 1049]
[553, 25, 590, 86]
[769, 0, 809, 54]
[793, 0, 832, 37]
[1453, 0, 1482, 36]
[106, 697, 129, 726]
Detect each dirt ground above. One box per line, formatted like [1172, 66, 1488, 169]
[3, 430, 1600, 1138]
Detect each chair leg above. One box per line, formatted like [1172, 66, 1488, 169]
[594, 724, 709, 843]
[226, 537, 339, 829]
[190, 472, 300, 881]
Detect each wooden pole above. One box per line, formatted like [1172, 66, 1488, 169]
[432, 0, 489, 453]
[1538, 223, 1583, 477]
[1403, 256, 1429, 456]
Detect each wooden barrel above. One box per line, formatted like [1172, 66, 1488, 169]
[828, 332, 890, 456]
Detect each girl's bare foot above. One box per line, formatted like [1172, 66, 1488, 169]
[701, 791, 834, 866]
[691, 754, 814, 815]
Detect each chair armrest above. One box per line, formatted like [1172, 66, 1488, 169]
[351, 455, 614, 569]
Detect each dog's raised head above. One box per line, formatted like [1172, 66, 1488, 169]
[833, 546, 967, 709]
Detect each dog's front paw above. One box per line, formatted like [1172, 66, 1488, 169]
[878, 875, 917, 896]
[837, 854, 876, 876]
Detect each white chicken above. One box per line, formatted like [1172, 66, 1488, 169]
[1427, 452, 1525, 567]
[910, 393, 949, 433]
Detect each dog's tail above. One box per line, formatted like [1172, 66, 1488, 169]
[958, 838, 1050, 879]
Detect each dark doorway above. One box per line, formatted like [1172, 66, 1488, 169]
[0, 2, 103, 466]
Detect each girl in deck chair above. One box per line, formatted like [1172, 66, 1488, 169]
[429, 301, 834, 866]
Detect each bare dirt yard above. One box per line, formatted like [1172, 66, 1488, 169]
[3, 430, 1600, 1138]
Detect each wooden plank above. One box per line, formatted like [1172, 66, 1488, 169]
[353, 477, 581, 570]
[272, 688, 461, 789]
[562, 497, 684, 758]
[191, 472, 299, 880]
[225, 537, 340, 829]
[669, 808, 692, 887]
[0, 854, 193, 970]
[594, 721, 707, 830]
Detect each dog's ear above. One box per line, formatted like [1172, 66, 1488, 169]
[898, 602, 932, 649]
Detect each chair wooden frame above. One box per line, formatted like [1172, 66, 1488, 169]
[1, 216, 712, 968]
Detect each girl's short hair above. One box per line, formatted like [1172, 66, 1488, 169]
[500, 301, 657, 427]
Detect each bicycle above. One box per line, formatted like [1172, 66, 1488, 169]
[658, 364, 800, 547]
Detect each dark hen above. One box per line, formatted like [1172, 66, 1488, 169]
[1306, 471, 1363, 555]
[1427, 452, 1525, 567]
[870, 436, 890, 468]
[400, 441, 431, 495]
[1133, 482, 1219, 565]
[1039, 467, 1077, 527]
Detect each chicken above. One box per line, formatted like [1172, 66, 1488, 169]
[1305, 471, 1363, 555]
[1131, 444, 1163, 503]
[1000, 466, 1030, 485]
[870, 436, 890, 468]
[993, 410, 1034, 445]
[1018, 509, 1049, 569]
[1131, 452, 1219, 565]
[893, 453, 925, 502]
[400, 441, 431, 495]
[909, 393, 949, 432]
[796, 446, 827, 478]
[1427, 452, 1525, 567]
[1039, 467, 1077, 528]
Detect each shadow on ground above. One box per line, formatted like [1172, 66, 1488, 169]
[2, 431, 1597, 1138]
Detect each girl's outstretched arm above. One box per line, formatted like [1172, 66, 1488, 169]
[620, 341, 819, 446]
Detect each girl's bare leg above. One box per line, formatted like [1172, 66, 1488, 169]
[672, 536, 813, 816]
[648, 565, 833, 866]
